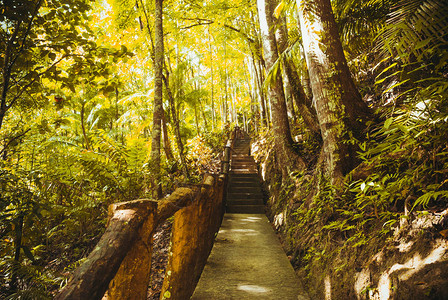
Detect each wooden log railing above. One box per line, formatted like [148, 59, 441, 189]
[56, 132, 236, 300]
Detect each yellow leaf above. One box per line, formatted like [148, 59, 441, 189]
[274, 1, 286, 19]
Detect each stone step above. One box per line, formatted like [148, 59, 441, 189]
[231, 161, 256, 165]
[230, 186, 262, 193]
[232, 154, 253, 158]
[232, 165, 256, 169]
[226, 199, 264, 206]
[231, 159, 255, 164]
[229, 181, 260, 187]
[228, 181, 259, 187]
[231, 173, 259, 178]
[226, 205, 265, 214]
[232, 153, 250, 157]
[231, 165, 257, 171]
[230, 175, 259, 179]
[231, 162, 256, 167]
[230, 169, 258, 174]
[227, 192, 263, 200]
[231, 164, 256, 168]
[230, 175, 260, 181]
[231, 161, 256, 166]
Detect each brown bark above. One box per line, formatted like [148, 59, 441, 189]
[297, 0, 370, 183]
[257, 0, 305, 173]
[0, 21, 18, 131]
[283, 74, 297, 126]
[275, 20, 299, 128]
[151, 0, 164, 199]
[10, 214, 24, 290]
[55, 200, 157, 300]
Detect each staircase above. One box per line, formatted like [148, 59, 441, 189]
[226, 136, 265, 214]
[192, 132, 309, 300]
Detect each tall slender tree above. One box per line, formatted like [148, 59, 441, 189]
[150, 0, 164, 198]
[275, 16, 320, 137]
[257, 0, 304, 175]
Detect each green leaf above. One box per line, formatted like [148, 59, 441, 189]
[384, 118, 393, 129]
[375, 62, 397, 81]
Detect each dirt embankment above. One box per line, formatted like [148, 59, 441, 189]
[252, 137, 448, 300]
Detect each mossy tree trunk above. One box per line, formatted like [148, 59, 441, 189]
[257, 0, 305, 175]
[296, 0, 370, 184]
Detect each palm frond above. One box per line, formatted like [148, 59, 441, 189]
[263, 38, 303, 91]
[334, 0, 394, 55]
[376, 0, 448, 61]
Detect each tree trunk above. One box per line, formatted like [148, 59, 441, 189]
[150, 0, 164, 199]
[162, 73, 190, 179]
[251, 51, 268, 128]
[296, 0, 370, 184]
[161, 108, 174, 161]
[257, 0, 305, 174]
[258, 60, 270, 127]
[283, 57, 321, 137]
[284, 75, 297, 127]
[199, 98, 208, 131]
[275, 17, 299, 129]
[275, 16, 319, 137]
[208, 25, 216, 131]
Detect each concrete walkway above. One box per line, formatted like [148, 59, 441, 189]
[191, 213, 309, 299]
[192, 133, 309, 299]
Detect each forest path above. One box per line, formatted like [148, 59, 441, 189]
[191, 133, 309, 299]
